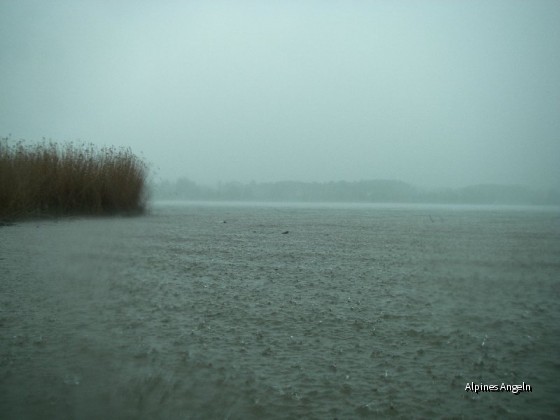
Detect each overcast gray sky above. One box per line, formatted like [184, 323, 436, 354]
[1, 0, 559, 188]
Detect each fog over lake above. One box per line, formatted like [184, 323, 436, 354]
[1, 1, 559, 189]
[1, 4, 560, 417]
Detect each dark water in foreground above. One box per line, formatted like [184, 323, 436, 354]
[1, 202, 559, 419]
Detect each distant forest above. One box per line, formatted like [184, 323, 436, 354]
[150, 178, 560, 206]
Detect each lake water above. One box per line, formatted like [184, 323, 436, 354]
[1, 202, 559, 419]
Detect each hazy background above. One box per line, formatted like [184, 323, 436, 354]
[1, 0, 559, 189]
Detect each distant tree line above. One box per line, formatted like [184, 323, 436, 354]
[150, 178, 560, 206]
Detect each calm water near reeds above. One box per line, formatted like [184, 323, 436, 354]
[1, 202, 559, 419]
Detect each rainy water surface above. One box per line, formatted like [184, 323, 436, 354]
[1, 202, 559, 419]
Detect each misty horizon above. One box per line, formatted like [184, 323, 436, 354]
[152, 173, 559, 193]
[150, 170, 558, 188]
[1, 1, 559, 190]
[151, 176, 560, 206]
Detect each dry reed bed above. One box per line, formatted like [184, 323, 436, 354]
[0, 138, 148, 220]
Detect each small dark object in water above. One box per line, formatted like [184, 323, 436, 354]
[281, 230, 289, 234]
